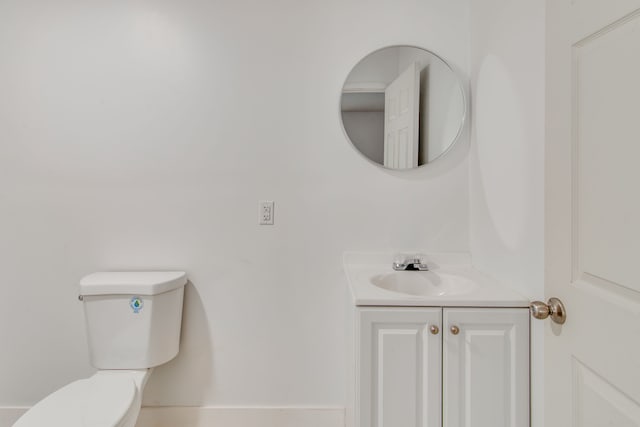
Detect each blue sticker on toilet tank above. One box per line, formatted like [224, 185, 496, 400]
[130, 297, 143, 313]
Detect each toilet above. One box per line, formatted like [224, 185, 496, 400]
[13, 271, 188, 427]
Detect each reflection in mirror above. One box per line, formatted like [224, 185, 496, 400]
[341, 46, 465, 170]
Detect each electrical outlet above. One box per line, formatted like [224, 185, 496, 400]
[259, 201, 274, 225]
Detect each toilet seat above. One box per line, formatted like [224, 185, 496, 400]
[14, 373, 138, 427]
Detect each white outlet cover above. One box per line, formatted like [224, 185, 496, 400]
[259, 201, 274, 225]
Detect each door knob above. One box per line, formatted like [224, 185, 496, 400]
[530, 297, 566, 325]
[429, 325, 439, 335]
[450, 325, 460, 335]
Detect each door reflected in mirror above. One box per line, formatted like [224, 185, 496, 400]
[341, 46, 466, 170]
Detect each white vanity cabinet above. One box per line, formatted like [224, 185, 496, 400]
[358, 308, 443, 427]
[354, 307, 529, 427]
[442, 308, 529, 427]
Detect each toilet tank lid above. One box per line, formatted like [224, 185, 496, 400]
[79, 271, 187, 296]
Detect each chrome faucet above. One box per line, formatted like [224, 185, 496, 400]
[392, 254, 429, 271]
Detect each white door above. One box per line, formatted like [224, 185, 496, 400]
[384, 62, 420, 169]
[357, 308, 441, 427]
[443, 308, 529, 427]
[546, 1, 640, 426]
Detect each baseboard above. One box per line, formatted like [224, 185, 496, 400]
[0, 406, 345, 427]
[137, 407, 345, 427]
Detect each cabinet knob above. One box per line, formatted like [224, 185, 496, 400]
[450, 325, 460, 335]
[429, 325, 439, 335]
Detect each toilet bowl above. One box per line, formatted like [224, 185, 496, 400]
[14, 370, 150, 427]
[13, 271, 187, 427]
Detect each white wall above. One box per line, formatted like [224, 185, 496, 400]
[0, 0, 470, 412]
[469, 1, 545, 426]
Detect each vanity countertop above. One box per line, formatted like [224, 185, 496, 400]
[343, 252, 530, 307]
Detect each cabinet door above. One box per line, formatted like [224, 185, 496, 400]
[358, 308, 442, 427]
[443, 308, 529, 427]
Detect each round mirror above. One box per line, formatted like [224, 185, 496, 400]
[340, 46, 466, 170]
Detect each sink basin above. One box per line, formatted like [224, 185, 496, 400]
[370, 271, 477, 296]
[343, 252, 530, 306]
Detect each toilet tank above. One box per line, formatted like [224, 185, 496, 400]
[79, 271, 187, 370]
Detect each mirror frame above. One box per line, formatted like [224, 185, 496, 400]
[339, 45, 467, 170]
